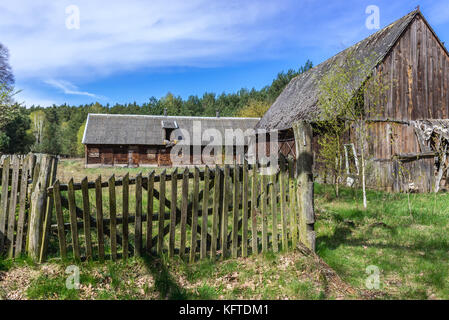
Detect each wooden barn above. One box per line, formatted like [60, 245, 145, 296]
[82, 113, 260, 167]
[256, 9, 449, 192]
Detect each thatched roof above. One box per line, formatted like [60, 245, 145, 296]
[82, 114, 260, 146]
[256, 9, 421, 131]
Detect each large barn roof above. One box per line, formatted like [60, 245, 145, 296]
[256, 9, 424, 131]
[82, 114, 260, 146]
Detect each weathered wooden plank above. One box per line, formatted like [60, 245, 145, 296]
[6, 157, 20, 257]
[28, 155, 53, 261]
[179, 168, 189, 258]
[293, 121, 316, 251]
[270, 173, 278, 253]
[261, 173, 268, 253]
[232, 164, 240, 258]
[221, 165, 230, 259]
[289, 171, 298, 249]
[122, 173, 129, 259]
[200, 166, 210, 260]
[280, 156, 289, 251]
[210, 166, 220, 260]
[108, 175, 117, 261]
[157, 170, 166, 255]
[39, 156, 58, 262]
[135, 173, 143, 257]
[146, 171, 154, 254]
[15, 156, 30, 258]
[241, 160, 249, 257]
[68, 179, 80, 261]
[251, 163, 258, 255]
[53, 181, 67, 259]
[169, 169, 178, 258]
[81, 177, 93, 260]
[190, 167, 200, 263]
[0, 156, 10, 253]
[95, 175, 105, 262]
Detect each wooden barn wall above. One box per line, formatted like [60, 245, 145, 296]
[367, 157, 434, 193]
[376, 15, 449, 121]
[362, 122, 421, 160]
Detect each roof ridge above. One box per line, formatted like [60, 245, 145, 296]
[87, 113, 261, 120]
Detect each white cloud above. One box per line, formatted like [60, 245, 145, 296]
[0, 0, 290, 81]
[44, 79, 104, 99]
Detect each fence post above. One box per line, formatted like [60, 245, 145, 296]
[292, 121, 316, 252]
[28, 154, 55, 261]
[39, 156, 59, 262]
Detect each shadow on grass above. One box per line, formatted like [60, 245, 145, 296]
[141, 254, 189, 300]
[317, 223, 449, 261]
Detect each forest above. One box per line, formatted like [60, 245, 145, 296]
[0, 41, 312, 157]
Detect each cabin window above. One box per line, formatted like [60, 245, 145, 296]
[89, 148, 100, 158]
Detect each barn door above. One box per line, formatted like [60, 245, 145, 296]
[128, 146, 139, 167]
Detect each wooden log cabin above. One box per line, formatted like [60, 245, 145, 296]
[82, 113, 260, 167]
[256, 9, 449, 192]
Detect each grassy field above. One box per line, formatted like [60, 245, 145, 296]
[1, 159, 449, 300]
[56, 158, 167, 183]
[315, 184, 449, 299]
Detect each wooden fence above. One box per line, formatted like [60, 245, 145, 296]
[45, 156, 315, 262]
[0, 154, 58, 259]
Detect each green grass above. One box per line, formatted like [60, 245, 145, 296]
[315, 184, 449, 299]
[4, 168, 449, 300]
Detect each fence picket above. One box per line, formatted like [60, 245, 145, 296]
[68, 179, 81, 261]
[200, 166, 210, 260]
[157, 170, 166, 255]
[135, 173, 143, 257]
[241, 160, 249, 257]
[210, 165, 220, 260]
[122, 173, 129, 258]
[190, 167, 200, 263]
[221, 165, 230, 259]
[81, 177, 93, 260]
[146, 171, 154, 254]
[39, 156, 58, 262]
[0, 156, 10, 252]
[280, 156, 289, 251]
[261, 173, 268, 253]
[232, 164, 240, 258]
[251, 164, 258, 255]
[95, 176, 105, 262]
[109, 175, 117, 261]
[180, 168, 189, 258]
[7, 157, 20, 257]
[288, 158, 298, 248]
[53, 180, 67, 259]
[270, 173, 278, 253]
[15, 156, 30, 257]
[169, 169, 178, 258]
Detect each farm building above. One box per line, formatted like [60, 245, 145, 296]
[82, 113, 260, 167]
[256, 9, 449, 192]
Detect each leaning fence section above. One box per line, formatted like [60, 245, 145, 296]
[44, 157, 315, 263]
[0, 154, 57, 259]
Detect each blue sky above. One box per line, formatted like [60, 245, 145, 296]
[1, 0, 448, 107]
